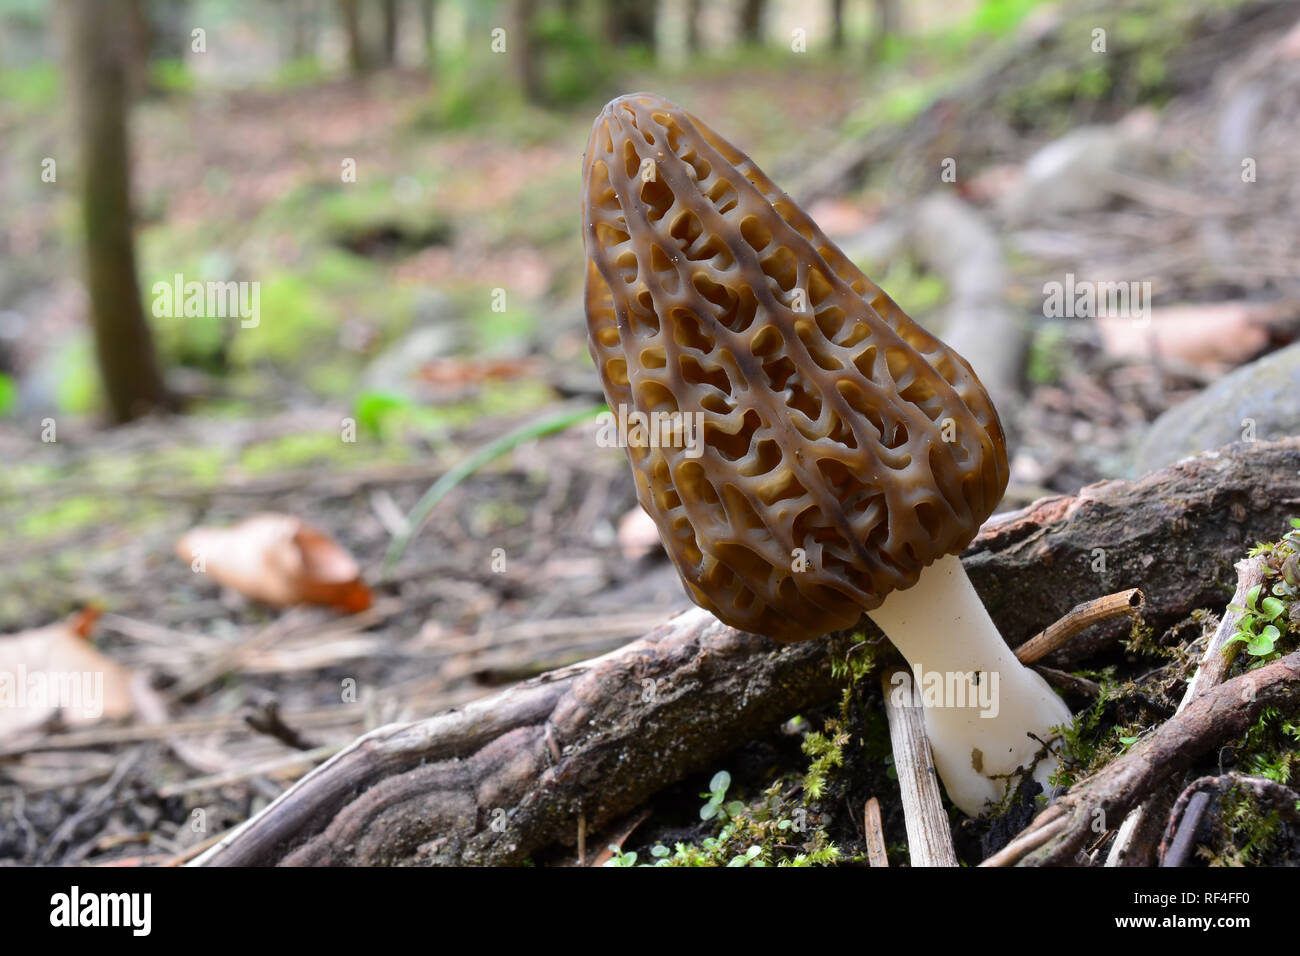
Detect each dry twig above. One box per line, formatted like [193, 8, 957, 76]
[863, 797, 889, 868]
[982, 650, 1300, 866]
[1106, 558, 1267, 866]
[1014, 588, 1145, 664]
[879, 668, 958, 867]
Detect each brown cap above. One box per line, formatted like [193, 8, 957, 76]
[582, 93, 1008, 642]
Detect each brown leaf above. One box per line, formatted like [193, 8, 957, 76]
[617, 506, 663, 562]
[417, 356, 539, 387]
[175, 513, 372, 613]
[0, 611, 134, 738]
[1097, 302, 1285, 368]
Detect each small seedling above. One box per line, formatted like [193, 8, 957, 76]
[699, 770, 743, 822]
[1226, 583, 1287, 659]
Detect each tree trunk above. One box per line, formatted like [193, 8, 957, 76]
[605, 0, 657, 52]
[513, 0, 544, 105]
[285, 0, 318, 61]
[830, 0, 846, 51]
[871, 0, 900, 56]
[685, 0, 702, 53]
[338, 0, 368, 74]
[58, 0, 170, 424]
[380, 0, 399, 66]
[197, 438, 1300, 866]
[420, 0, 437, 67]
[738, 0, 765, 46]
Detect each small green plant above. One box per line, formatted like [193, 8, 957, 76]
[1225, 583, 1286, 660]
[830, 629, 883, 683]
[1051, 679, 1112, 788]
[800, 713, 849, 800]
[603, 846, 639, 867]
[699, 770, 744, 823]
[0, 372, 15, 417]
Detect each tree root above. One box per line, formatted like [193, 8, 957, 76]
[982, 651, 1300, 866]
[197, 438, 1300, 866]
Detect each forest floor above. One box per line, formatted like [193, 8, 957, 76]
[2, 0, 1299, 866]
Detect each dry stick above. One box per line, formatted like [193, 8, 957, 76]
[863, 797, 889, 867]
[243, 698, 320, 751]
[155, 745, 339, 798]
[1160, 791, 1212, 869]
[166, 601, 400, 703]
[1014, 588, 1145, 664]
[1034, 666, 1102, 700]
[40, 748, 143, 864]
[1184, 559, 1269, 698]
[160, 829, 232, 867]
[0, 706, 363, 758]
[1158, 773, 1300, 866]
[165, 612, 307, 703]
[979, 805, 1069, 867]
[982, 649, 1300, 867]
[879, 668, 959, 867]
[1105, 558, 1267, 867]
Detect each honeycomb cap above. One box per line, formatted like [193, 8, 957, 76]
[582, 92, 1009, 643]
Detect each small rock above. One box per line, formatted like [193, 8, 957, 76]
[1133, 342, 1300, 475]
[999, 111, 1159, 226]
[617, 506, 663, 562]
[1097, 301, 1284, 370]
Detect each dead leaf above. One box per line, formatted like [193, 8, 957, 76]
[417, 356, 539, 387]
[0, 610, 134, 739]
[175, 513, 372, 613]
[1097, 301, 1286, 368]
[804, 198, 876, 238]
[618, 506, 663, 562]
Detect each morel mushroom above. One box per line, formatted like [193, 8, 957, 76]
[581, 92, 1071, 816]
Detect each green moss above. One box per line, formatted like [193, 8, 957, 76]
[52, 339, 101, 414]
[1026, 322, 1068, 386]
[1052, 676, 1122, 790]
[1214, 787, 1283, 866]
[151, 445, 227, 486]
[270, 57, 327, 92]
[317, 180, 453, 252]
[857, 258, 947, 319]
[149, 59, 195, 95]
[19, 494, 110, 539]
[0, 62, 58, 109]
[238, 431, 367, 474]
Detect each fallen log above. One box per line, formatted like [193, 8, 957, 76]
[198, 438, 1300, 866]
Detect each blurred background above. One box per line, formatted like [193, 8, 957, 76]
[1, 0, 1299, 864]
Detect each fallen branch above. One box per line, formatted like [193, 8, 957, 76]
[1159, 773, 1300, 866]
[197, 438, 1300, 866]
[1014, 588, 1145, 664]
[1105, 557, 1267, 865]
[982, 649, 1300, 866]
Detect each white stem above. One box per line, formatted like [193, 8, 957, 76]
[867, 553, 1073, 816]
